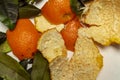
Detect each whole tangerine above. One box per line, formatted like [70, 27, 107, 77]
[41, 0, 76, 24]
[6, 19, 40, 60]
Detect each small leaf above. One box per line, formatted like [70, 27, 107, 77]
[31, 51, 51, 80]
[0, 0, 18, 30]
[70, 0, 85, 15]
[0, 54, 30, 80]
[0, 32, 11, 54]
[0, 40, 11, 54]
[19, 4, 40, 18]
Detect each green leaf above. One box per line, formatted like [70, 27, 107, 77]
[0, 54, 30, 80]
[0, 0, 18, 30]
[0, 40, 11, 54]
[31, 51, 51, 80]
[0, 32, 11, 54]
[70, 0, 85, 15]
[19, 4, 40, 18]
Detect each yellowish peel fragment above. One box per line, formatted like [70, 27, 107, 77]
[37, 29, 67, 62]
[34, 15, 64, 33]
[81, 0, 120, 46]
[49, 30, 103, 80]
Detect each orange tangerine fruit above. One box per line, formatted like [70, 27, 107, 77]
[41, 0, 75, 24]
[6, 19, 40, 60]
[61, 17, 82, 51]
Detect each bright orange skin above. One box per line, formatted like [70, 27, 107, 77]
[41, 0, 75, 24]
[6, 19, 40, 60]
[61, 17, 82, 51]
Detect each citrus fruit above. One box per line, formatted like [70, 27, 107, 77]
[6, 19, 40, 60]
[41, 0, 75, 24]
[61, 17, 82, 51]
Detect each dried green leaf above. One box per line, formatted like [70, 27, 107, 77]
[0, 40, 11, 54]
[19, 4, 40, 18]
[0, 54, 30, 80]
[0, 0, 18, 30]
[31, 51, 51, 80]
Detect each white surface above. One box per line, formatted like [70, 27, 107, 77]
[1, 0, 120, 80]
[97, 45, 120, 80]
